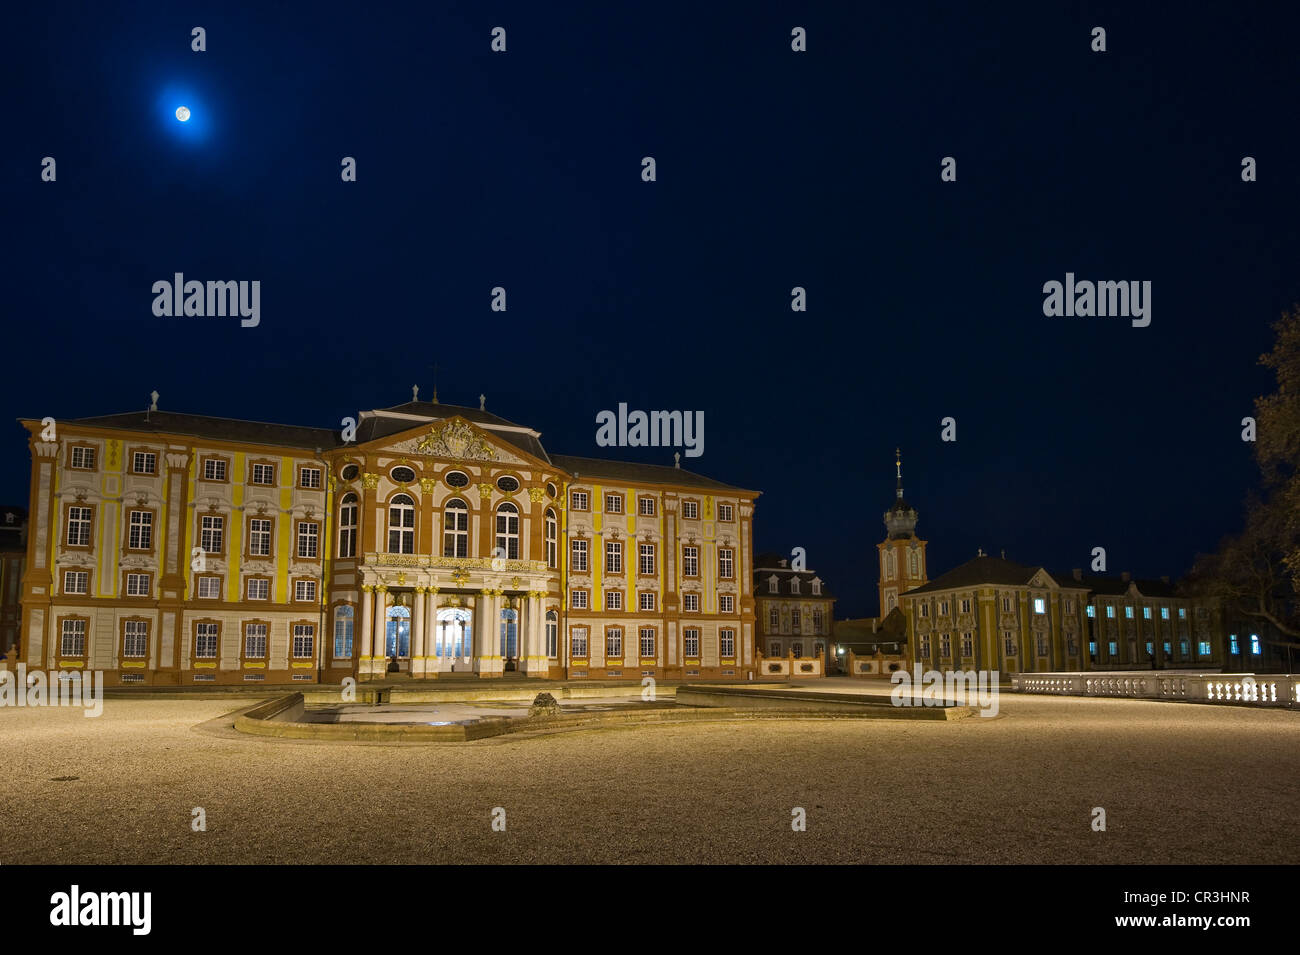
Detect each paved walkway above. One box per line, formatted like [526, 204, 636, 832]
[1, 689, 1296, 864]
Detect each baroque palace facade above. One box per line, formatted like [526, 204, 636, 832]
[16, 396, 759, 685]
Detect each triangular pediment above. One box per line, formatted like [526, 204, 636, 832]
[356, 417, 539, 469]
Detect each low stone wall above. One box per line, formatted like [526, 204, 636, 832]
[754, 656, 824, 678]
[675, 685, 970, 720]
[1012, 671, 1299, 708]
[845, 652, 908, 677]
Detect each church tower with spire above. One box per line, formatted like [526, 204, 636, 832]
[877, 449, 929, 616]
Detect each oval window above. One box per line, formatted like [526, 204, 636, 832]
[341, 464, 359, 481]
[497, 476, 520, 493]
[546, 482, 557, 498]
[444, 471, 469, 488]
[390, 466, 416, 484]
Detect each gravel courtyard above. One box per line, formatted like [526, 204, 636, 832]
[1, 689, 1296, 864]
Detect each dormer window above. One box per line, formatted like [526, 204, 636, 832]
[767, 575, 779, 594]
[811, 578, 822, 595]
[790, 578, 800, 595]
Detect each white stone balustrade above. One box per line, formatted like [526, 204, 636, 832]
[1012, 671, 1297, 708]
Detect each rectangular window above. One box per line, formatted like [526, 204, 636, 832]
[251, 463, 276, 485]
[295, 579, 317, 602]
[1161, 606, 1170, 620]
[197, 576, 221, 599]
[334, 612, 354, 658]
[606, 628, 623, 658]
[123, 620, 148, 658]
[570, 490, 588, 511]
[247, 578, 269, 601]
[682, 501, 698, 520]
[1198, 640, 1211, 656]
[718, 503, 733, 521]
[718, 548, 734, 579]
[1105, 605, 1115, 619]
[1125, 606, 1135, 619]
[70, 446, 96, 469]
[292, 624, 314, 658]
[684, 628, 700, 658]
[1033, 597, 1046, 614]
[1143, 606, 1152, 620]
[720, 594, 734, 613]
[1001, 597, 1011, 612]
[195, 622, 219, 659]
[683, 593, 699, 612]
[769, 607, 779, 630]
[127, 510, 153, 550]
[639, 592, 656, 612]
[960, 598, 971, 614]
[63, 570, 89, 594]
[1229, 633, 1239, 654]
[132, 451, 157, 474]
[605, 540, 623, 574]
[605, 493, 623, 514]
[126, 573, 150, 597]
[1038, 634, 1050, 656]
[719, 628, 735, 658]
[1178, 608, 1187, 619]
[571, 590, 588, 610]
[203, 458, 227, 481]
[638, 497, 656, 516]
[66, 506, 92, 547]
[605, 590, 622, 611]
[200, 515, 224, 554]
[244, 623, 268, 658]
[1065, 599, 1074, 614]
[920, 635, 930, 658]
[940, 633, 951, 657]
[570, 627, 589, 657]
[1086, 605, 1096, 618]
[299, 467, 322, 489]
[297, 521, 319, 559]
[939, 600, 949, 615]
[571, 539, 588, 573]
[961, 632, 973, 656]
[638, 543, 656, 576]
[791, 608, 801, 632]
[1004, 632, 1015, 655]
[682, 546, 699, 577]
[639, 628, 655, 658]
[920, 604, 929, 618]
[61, 619, 86, 657]
[248, 518, 272, 557]
[1108, 640, 1118, 656]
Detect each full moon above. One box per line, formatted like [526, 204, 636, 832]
[175, 106, 191, 122]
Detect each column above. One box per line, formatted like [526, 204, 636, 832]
[476, 589, 501, 676]
[524, 590, 545, 677]
[359, 585, 374, 675]
[372, 585, 389, 677]
[424, 587, 438, 674]
[411, 586, 427, 677]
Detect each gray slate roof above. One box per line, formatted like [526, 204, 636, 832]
[550, 454, 754, 493]
[68, 411, 342, 450]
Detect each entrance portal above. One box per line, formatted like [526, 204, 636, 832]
[434, 607, 473, 672]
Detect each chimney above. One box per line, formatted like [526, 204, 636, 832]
[1121, 571, 1131, 583]
[1072, 568, 1082, 581]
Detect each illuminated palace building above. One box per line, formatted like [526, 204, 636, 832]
[16, 395, 759, 685]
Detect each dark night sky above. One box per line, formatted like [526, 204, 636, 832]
[7, 1, 1299, 617]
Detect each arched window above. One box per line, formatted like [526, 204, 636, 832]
[500, 608, 519, 659]
[387, 494, 415, 554]
[443, 499, 469, 557]
[545, 508, 557, 569]
[385, 605, 411, 658]
[333, 605, 354, 659]
[545, 609, 558, 657]
[338, 493, 358, 558]
[496, 502, 520, 560]
[436, 606, 471, 659]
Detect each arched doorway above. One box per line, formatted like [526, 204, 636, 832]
[385, 605, 410, 671]
[500, 608, 519, 671]
[435, 607, 473, 672]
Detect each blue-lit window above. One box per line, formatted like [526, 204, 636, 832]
[1198, 641, 1211, 656]
[385, 605, 411, 658]
[1163, 641, 1171, 657]
[1179, 640, 1188, 658]
[500, 608, 519, 659]
[1106, 606, 1115, 619]
[1250, 634, 1261, 655]
[1033, 597, 1046, 614]
[1229, 633, 1239, 654]
[1086, 605, 1096, 618]
[1108, 641, 1118, 656]
[1089, 640, 1097, 656]
[1125, 606, 1135, 619]
[1161, 607, 1170, 620]
[333, 605, 354, 659]
[1145, 641, 1154, 657]
[1178, 608, 1187, 619]
[1143, 607, 1152, 619]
